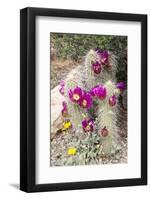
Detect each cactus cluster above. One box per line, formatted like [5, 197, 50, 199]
[59, 49, 126, 156]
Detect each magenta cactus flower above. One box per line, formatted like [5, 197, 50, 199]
[68, 86, 82, 103]
[100, 50, 109, 65]
[59, 80, 65, 95]
[96, 86, 107, 100]
[116, 82, 126, 91]
[92, 61, 102, 74]
[90, 85, 99, 97]
[95, 49, 109, 64]
[109, 95, 117, 106]
[95, 48, 102, 57]
[90, 85, 106, 100]
[80, 92, 92, 109]
[95, 49, 112, 69]
[82, 118, 94, 132]
[61, 101, 68, 117]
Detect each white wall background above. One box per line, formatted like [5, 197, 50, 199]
[0, 0, 150, 199]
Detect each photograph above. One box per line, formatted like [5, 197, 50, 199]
[50, 33, 127, 167]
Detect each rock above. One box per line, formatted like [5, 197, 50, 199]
[51, 66, 82, 138]
[51, 85, 65, 138]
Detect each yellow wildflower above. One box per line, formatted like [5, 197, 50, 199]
[67, 148, 77, 155]
[62, 121, 72, 131]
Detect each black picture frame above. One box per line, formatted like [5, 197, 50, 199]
[20, 7, 147, 192]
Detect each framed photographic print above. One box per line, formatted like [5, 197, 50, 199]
[20, 7, 147, 192]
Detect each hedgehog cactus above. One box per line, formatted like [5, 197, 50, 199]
[63, 67, 89, 132]
[85, 49, 117, 86]
[85, 49, 100, 88]
[84, 50, 120, 154]
[61, 49, 125, 155]
[97, 81, 119, 154]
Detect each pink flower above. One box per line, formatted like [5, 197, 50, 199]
[100, 51, 109, 65]
[109, 95, 117, 106]
[68, 86, 82, 103]
[95, 49, 111, 68]
[80, 92, 92, 109]
[82, 118, 94, 132]
[116, 82, 126, 91]
[90, 85, 99, 97]
[90, 85, 106, 100]
[92, 61, 102, 74]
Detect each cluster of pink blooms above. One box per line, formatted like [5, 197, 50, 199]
[59, 80, 125, 135]
[68, 85, 106, 132]
[92, 49, 112, 74]
[58, 47, 126, 136]
[90, 85, 106, 100]
[81, 119, 109, 137]
[68, 86, 92, 109]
